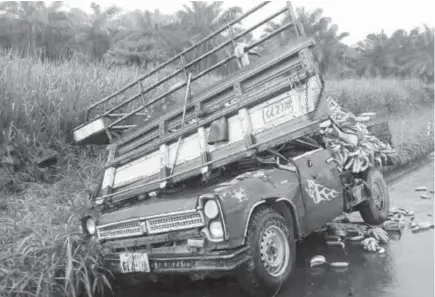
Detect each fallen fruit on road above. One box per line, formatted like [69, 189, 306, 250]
[415, 186, 427, 192]
[324, 235, 342, 241]
[362, 237, 381, 252]
[309, 256, 349, 268]
[326, 241, 346, 248]
[310, 255, 326, 267]
[366, 227, 389, 243]
[329, 262, 349, 268]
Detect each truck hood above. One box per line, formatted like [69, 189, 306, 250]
[96, 168, 297, 226]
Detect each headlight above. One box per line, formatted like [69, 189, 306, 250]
[204, 200, 219, 219]
[209, 220, 224, 238]
[85, 218, 96, 235]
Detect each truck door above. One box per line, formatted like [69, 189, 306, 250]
[292, 148, 344, 232]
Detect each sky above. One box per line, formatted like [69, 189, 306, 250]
[58, 0, 434, 45]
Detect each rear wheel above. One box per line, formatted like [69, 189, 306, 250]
[237, 206, 295, 297]
[359, 169, 390, 225]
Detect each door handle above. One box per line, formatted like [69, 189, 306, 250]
[307, 159, 313, 168]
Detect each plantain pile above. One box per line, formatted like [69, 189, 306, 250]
[320, 97, 396, 173]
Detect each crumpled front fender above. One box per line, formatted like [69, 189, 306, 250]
[212, 169, 306, 247]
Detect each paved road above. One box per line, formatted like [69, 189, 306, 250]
[116, 159, 434, 297]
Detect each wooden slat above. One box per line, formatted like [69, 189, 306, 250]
[159, 144, 169, 188]
[197, 127, 209, 174]
[234, 82, 255, 150]
[100, 145, 117, 196]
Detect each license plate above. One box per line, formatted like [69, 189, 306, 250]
[120, 253, 150, 273]
[155, 260, 194, 270]
[263, 96, 294, 124]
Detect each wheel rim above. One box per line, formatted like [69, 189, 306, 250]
[260, 225, 290, 277]
[372, 181, 385, 210]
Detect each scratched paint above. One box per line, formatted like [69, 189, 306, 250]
[231, 188, 248, 203]
[305, 179, 339, 204]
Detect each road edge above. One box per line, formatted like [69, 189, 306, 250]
[384, 155, 433, 185]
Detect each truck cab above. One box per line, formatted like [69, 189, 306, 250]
[75, 3, 392, 296]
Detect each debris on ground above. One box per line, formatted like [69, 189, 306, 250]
[36, 149, 59, 168]
[366, 227, 389, 243]
[309, 255, 349, 268]
[361, 237, 383, 252]
[420, 194, 431, 199]
[412, 222, 435, 233]
[415, 186, 428, 192]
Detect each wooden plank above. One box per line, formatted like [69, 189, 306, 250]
[197, 127, 210, 174]
[100, 146, 117, 196]
[159, 144, 169, 188]
[234, 82, 254, 149]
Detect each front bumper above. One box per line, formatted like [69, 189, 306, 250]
[102, 246, 250, 274]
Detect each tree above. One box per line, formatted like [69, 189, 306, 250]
[107, 9, 187, 67]
[72, 3, 120, 60]
[0, 1, 73, 58]
[260, 7, 349, 75]
[404, 26, 434, 83]
[176, 1, 243, 73]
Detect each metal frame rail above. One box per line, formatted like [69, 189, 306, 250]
[77, 1, 305, 135]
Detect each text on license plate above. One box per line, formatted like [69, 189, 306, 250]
[262, 96, 294, 124]
[155, 260, 194, 270]
[120, 253, 150, 273]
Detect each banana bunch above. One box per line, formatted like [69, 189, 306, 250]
[361, 237, 385, 253]
[365, 226, 389, 243]
[321, 97, 396, 173]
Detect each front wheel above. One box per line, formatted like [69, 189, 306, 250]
[359, 169, 390, 225]
[237, 206, 295, 297]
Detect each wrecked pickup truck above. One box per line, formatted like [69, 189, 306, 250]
[73, 2, 394, 296]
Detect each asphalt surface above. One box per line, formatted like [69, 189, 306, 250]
[116, 159, 434, 297]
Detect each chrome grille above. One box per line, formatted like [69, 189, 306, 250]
[146, 212, 204, 235]
[97, 221, 143, 240]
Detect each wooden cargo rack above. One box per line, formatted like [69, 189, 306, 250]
[72, 2, 330, 203]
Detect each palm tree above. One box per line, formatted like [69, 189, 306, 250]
[72, 2, 120, 60]
[0, 1, 72, 58]
[108, 9, 187, 67]
[404, 26, 434, 82]
[260, 7, 349, 75]
[176, 1, 243, 73]
[354, 32, 394, 77]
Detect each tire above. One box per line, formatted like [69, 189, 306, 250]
[237, 206, 296, 297]
[359, 169, 390, 225]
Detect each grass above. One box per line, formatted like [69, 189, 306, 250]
[388, 106, 434, 166]
[0, 53, 221, 188]
[325, 78, 434, 116]
[0, 54, 433, 297]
